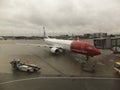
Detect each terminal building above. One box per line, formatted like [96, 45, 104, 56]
[92, 33, 107, 38]
[84, 33, 107, 38]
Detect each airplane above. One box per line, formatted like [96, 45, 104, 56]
[42, 27, 101, 61]
[17, 27, 101, 61]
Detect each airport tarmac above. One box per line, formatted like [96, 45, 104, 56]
[0, 77, 120, 90]
[0, 40, 120, 90]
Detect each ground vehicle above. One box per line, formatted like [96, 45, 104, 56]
[113, 61, 120, 74]
[10, 59, 41, 73]
[80, 59, 96, 72]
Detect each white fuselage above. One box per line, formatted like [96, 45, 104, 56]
[44, 38, 73, 50]
[44, 38, 101, 56]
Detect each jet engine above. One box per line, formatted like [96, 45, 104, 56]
[50, 47, 64, 54]
[50, 47, 60, 54]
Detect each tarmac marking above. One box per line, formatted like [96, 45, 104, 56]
[0, 76, 120, 85]
[32, 53, 66, 75]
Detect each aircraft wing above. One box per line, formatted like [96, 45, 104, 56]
[16, 43, 63, 48]
[16, 43, 50, 47]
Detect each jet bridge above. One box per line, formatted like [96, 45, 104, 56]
[94, 37, 120, 53]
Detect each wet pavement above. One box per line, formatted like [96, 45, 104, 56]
[0, 40, 120, 90]
[0, 77, 120, 90]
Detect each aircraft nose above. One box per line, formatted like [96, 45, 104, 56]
[95, 49, 101, 55]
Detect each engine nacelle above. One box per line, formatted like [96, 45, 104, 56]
[50, 47, 59, 54]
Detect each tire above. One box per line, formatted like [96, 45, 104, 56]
[27, 69, 30, 73]
[33, 69, 36, 72]
[27, 69, 33, 73]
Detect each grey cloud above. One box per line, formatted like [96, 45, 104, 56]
[0, 0, 120, 36]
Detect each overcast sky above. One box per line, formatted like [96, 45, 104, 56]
[0, 0, 120, 36]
